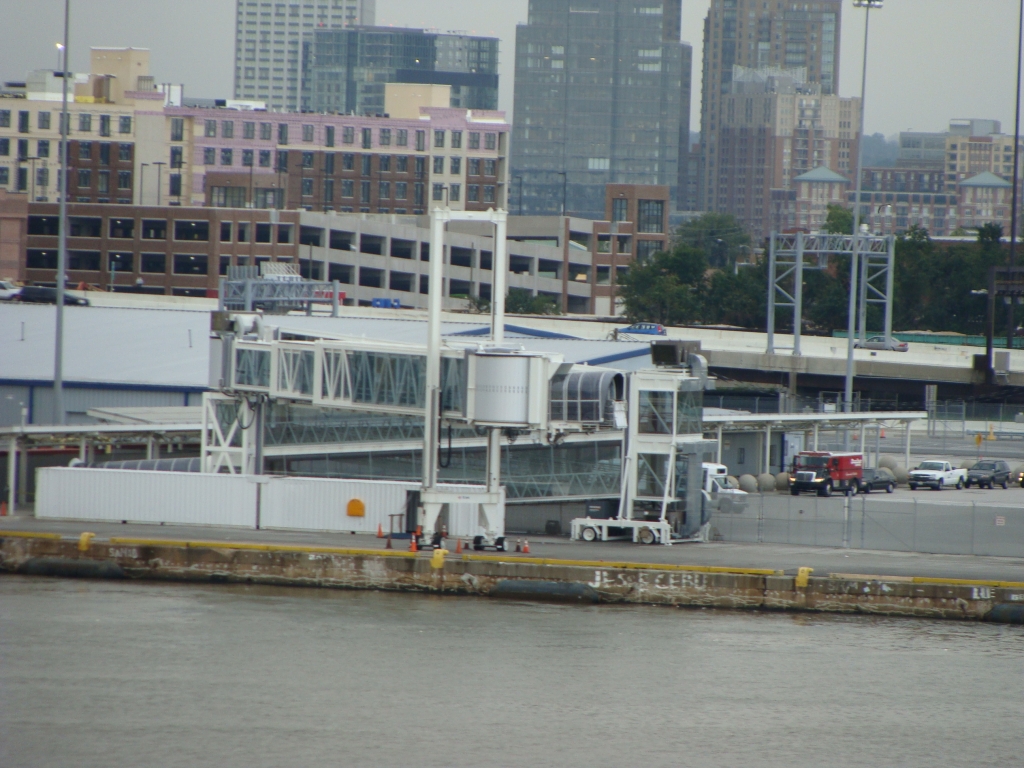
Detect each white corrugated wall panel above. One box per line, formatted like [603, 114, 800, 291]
[260, 476, 415, 533]
[36, 468, 257, 528]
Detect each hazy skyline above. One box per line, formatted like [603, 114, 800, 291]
[1, 0, 1021, 138]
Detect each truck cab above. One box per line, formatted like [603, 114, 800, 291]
[789, 451, 863, 497]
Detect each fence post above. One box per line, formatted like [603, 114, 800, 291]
[842, 493, 850, 548]
[970, 501, 976, 556]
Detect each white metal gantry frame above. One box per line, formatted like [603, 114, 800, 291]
[420, 206, 509, 544]
[766, 232, 895, 355]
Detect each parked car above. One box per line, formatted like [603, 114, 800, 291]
[854, 335, 909, 352]
[16, 286, 89, 306]
[619, 322, 667, 336]
[858, 467, 896, 494]
[0, 280, 21, 301]
[908, 461, 966, 490]
[965, 459, 1011, 489]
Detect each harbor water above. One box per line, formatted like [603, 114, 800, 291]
[0, 577, 1021, 768]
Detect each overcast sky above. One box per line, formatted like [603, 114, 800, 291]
[2, 0, 1021, 138]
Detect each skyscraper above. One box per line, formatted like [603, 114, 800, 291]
[699, 0, 843, 213]
[511, 0, 691, 219]
[233, 0, 375, 112]
[301, 27, 499, 116]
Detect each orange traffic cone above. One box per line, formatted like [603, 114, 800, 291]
[377, 523, 384, 538]
[455, 538, 463, 554]
[880, 428, 886, 439]
[385, 535, 392, 550]
[409, 536, 418, 553]
[0, 501, 7, 517]
[522, 540, 530, 554]
[515, 538, 522, 552]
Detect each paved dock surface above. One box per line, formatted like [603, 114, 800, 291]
[3, 516, 1022, 583]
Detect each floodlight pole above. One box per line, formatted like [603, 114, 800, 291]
[845, 0, 879, 422]
[54, 0, 70, 425]
[1007, 0, 1024, 349]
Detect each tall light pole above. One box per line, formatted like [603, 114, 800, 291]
[1006, 0, 1023, 349]
[844, 0, 882, 418]
[139, 162, 148, 205]
[54, 0, 71, 425]
[153, 161, 166, 206]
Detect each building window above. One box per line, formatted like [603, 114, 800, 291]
[343, 153, 355, 171]
[360, 180, 371, 203]
[433, 157, 445, 174]
[15, 111, 28, 133]
[78, 114, 92, 132]
[302, 124, 314, 142]
[379, 181, 390, 199]
[397, 129, 408, 147]
[119, 116, 132, 134]
[38, 111, 51, 130]
[380, 128, 391, 146]
[173, 254, 209, 275]
[324, 178, 334, 203]
[361, 155, 371, 176]
[212, 187, 247, 207]
[451, 131, 462, 149]
[260, 122, 272, 141]
[380, 155, 391, 173]
[416, 130, 426, 152]
[117, 171, 132, 190]
[0, 168, 8, 186]
[169, 174, 181, 198]
[204, 148, 216, 165]
[170, 118, 184, 142]
[0, 110, 10, 128]
[221, 148, 234, 166]
[637, 200, 665, 233]
[612, 198, 628, 222]
[79, 142, 93, 160]
[37, 140, 50, 158]
[483, 185, 495, 203]
[302, 151, 314, 169]
[434, 130, 445, 149]
[468, 184, 479, 202]
[324, 154, 335, 174]
[119, 143, 132, 162]
[397, 156, 408, 173]
[259, 150, 271, 167]
[222, 121, 235, 139]
[395, 181, 408, 200]
[484, 159, 497, 177]
[244, 122, 256, 140]
[242, 149, 254, 167]
[141, 253, 167, 273]
[468, 132, 480, 150]
[0, 138, 8, 156]
[449, 183, 460, 202]
[77, 169, 92, 188]
[36, 167, 49, 188]
[325, 126, 335, 147]
[109, 253, 133, 272]
[362, 128, 372, 149]
[302, 178, 313, 197]
[636, 240, 661, 260]
[204, 119, 217, 138]
[277, 150, 288, 171]
[414, 182, 425, 205]
[99, 143, 111, 166]
[277, 123, 288, 145]
[468, 159, 480, 176]
[342, 179, 354, 198]
[450, 157, 462, 175]
[433, 183, 445, 201]
[343, 126, 355, 145]
[485, 133, 497, 150]
[174, 221, 210, 241]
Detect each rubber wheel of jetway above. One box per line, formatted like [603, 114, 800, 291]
[638, 527, 656, 545]
[581, 527, 598, 542]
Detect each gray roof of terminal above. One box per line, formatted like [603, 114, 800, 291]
[0, 304, 655, 389]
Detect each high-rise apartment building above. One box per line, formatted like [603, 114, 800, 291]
[511, 0, 691, 219]
[713, 67, 859, 237]
[700, 0, 842, 213]
[301, 27, 498, 115]
[234, 0, 376, 112]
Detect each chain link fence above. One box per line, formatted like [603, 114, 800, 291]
[711, 493, 1023, 558]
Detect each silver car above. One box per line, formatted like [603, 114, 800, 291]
[0, 280, 22, 301]
[854, 335, 909, 352]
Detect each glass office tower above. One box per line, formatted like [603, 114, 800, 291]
[302, 27, 499, 116]
[511, 0, 691, 219]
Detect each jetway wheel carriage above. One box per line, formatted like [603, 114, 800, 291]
[570, 517, 674, 546]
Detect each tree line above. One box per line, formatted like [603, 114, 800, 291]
[617, 209, 1010, 336]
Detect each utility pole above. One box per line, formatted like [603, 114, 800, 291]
[54, 0, 71, 425]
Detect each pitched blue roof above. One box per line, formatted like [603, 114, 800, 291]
[793, 166, 850, 183]
[960, 171, 1012, 188]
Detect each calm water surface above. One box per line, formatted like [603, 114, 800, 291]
[0, 577, 1021, 768]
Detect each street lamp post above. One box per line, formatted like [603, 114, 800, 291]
[54, 0, 71, 425]
[556, 171, 567, 216]
[1006, 0, 1024, 349]
[844, 0, 882, 420]
[153, 161, 166, 206]
[139, 162, 148, 205]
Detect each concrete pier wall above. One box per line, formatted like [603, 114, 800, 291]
[2, 532, 1023, 622]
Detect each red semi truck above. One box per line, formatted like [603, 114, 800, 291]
[789, 451, 864, 497]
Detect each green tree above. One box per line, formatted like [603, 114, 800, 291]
[616, 250, 703, 325]
[505, 288, 561, 315]
[673, 212, 751, 269]
[824, 204, 854, 234]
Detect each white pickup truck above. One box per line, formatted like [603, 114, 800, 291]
[908, 460, 966, 491]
